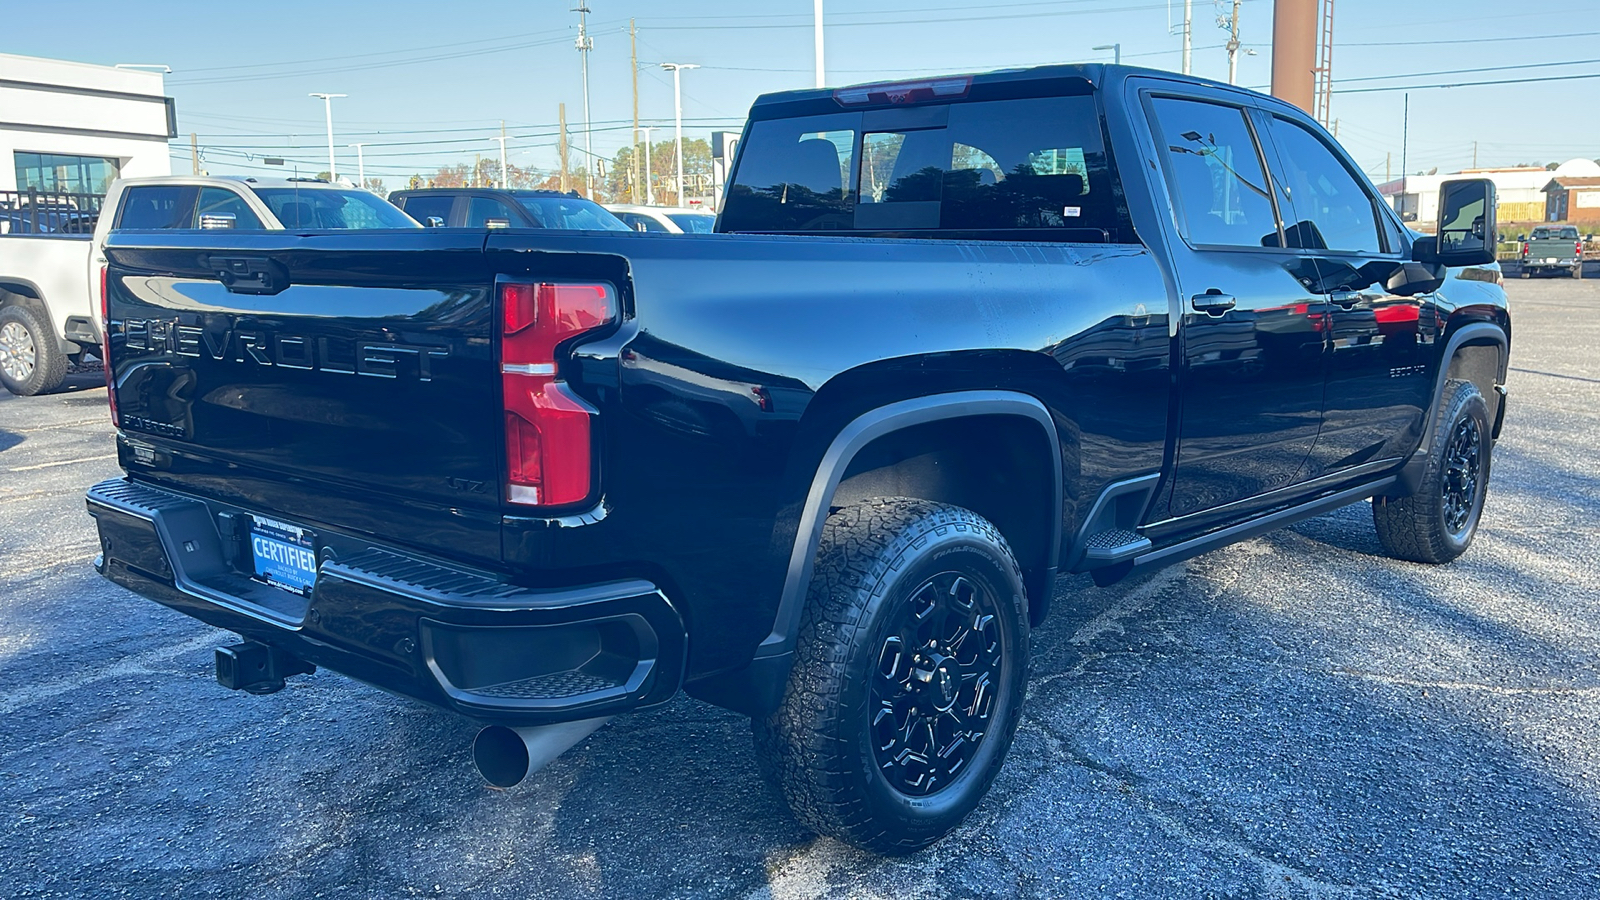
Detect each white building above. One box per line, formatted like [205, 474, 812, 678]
[0, 53, 174, 197]
[1378, 159, 1600, 228]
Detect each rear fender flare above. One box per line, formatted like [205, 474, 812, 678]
[755, 390, 1062, 661]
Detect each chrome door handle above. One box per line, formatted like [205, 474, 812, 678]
[1191, 291, 1237, 315]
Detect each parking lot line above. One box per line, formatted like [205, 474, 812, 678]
[3, 453, 117, 473]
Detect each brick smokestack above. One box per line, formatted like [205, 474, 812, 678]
[1271, 0, 1317, 113]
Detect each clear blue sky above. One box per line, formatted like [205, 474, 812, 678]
[7, 0, 1597, 189]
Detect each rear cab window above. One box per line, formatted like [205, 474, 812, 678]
[397, 194, 455, 226]
[196, 187, 265, 230]
[721, 89, 1130, 242]
[250, 188, 418, 229]
[466, 196, 521, 229]
[1532, 226, 1580, 240]
[117, 185, 200, 229]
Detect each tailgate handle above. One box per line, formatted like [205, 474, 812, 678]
[205, 255, 289, 295]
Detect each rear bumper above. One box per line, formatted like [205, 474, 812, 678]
[85, 477, 686, 725]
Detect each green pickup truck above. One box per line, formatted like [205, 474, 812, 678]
[1518, 225, 1586, 278]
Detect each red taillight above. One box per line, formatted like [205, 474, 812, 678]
[833, 76, 971, 107]
[99, 265, 118, 427]
[500, 282, 616, 508]
[1521, 242, 1530, 257]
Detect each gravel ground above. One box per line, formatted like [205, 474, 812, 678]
[2, 278, 1597, 899]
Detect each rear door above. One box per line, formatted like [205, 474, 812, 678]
[1136, 85, 1330, 521]
[103, 229, 503, 562]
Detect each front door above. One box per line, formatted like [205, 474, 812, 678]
[1255, 110, 1440, 479]
[1141, 90, 1330, 520]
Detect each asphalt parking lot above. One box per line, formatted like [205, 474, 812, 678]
[3, 277, 1598, 899]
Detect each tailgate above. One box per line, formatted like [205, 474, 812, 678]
[103, 230, 504, 562]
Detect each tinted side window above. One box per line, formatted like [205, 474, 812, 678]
[1266, 117, 1383, 253]
[196, 188, 264, 230]
[467, 197, 520, 228]
[117, 186, 199, 229]
[1149, 97, 1280, 249]
[858, 96, 1117, 238]
[399, 194, 454, 225]
[721, 113, 857, 232]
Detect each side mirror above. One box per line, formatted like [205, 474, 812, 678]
[199, 212, 237, 230]
[1517, 233, 1526, 242]
[1414, 178, 1496, 267]
[424, 216, 445, 228]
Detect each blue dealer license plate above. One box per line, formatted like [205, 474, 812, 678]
[249, 516, 318, 596]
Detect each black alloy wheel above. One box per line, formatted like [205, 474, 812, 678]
[1440, 415, 1482, 540]
[754, 497, 1029, 854]
[871, 571, 1004, 796]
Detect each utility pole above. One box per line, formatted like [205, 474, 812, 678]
[190, 133, 199, 175]
[1093, 43, 1121, 64]
[640, 125, 657, 205]
[309, 92, 346, 180]
[1226, 0, 1242, 85]
[575, 3, 594, 198]
[348, 143, 366, 188]
[559, 103, 570, 193]
[1182, 0, 1193, 75]
[631, 18, 640, 203]
[814, 0, 826, 88]
[661, 63, 699, 206]
[1386, 151, 1391, 184]
[1472, 141, 1478, 169]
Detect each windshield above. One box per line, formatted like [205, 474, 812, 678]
[514, 196, 629, 231]
[666, 213, 715, 233]
[251, 188, 420, 229]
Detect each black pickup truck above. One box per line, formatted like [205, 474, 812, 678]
[87, 65, 1509, 854]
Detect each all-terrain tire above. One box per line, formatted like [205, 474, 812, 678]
[1372, 379, 1492, 564]
[752, 498, 1030, 855]
[0, 305, 68, 396]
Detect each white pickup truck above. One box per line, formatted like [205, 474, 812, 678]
[0, 176, 417, 395]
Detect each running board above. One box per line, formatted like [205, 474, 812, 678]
[1128, 476, 1398, 575]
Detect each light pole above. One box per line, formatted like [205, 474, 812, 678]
[309, 93, 345, 180]
[660, 63, 699, 206]
[639, 125, 657, 205]
[814, 0, 825, 88]
[1092, 43, 1121, 64]
[493, 124, 509, 189]
[347, 143, 366, 189]
[575, 4, 594, 197]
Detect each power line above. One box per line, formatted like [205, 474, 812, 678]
[169, 35, 576, 86]
[1348, 30, 1600, 49]
[1335, 71, 1600, 95]
[643, 1, 1247, 31]
[1337, 57, 1600, 86]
